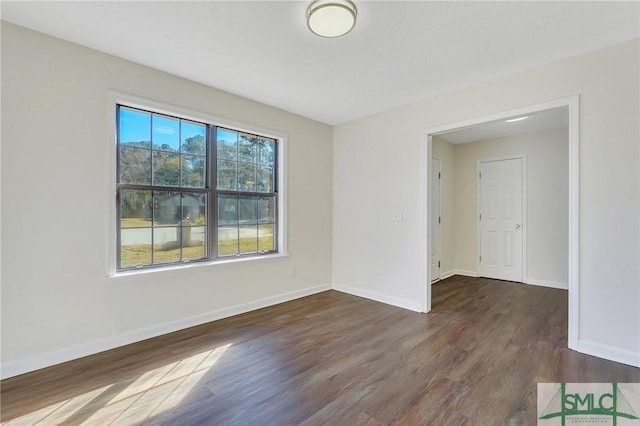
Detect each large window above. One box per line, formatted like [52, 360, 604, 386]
[116, 105, 278, 271]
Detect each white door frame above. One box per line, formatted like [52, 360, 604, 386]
[421, 95, 580, 351]
[431, 156, 441, 282]
[476, 155, 527, 282]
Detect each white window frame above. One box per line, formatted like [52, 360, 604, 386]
[105, 91, 288, 277]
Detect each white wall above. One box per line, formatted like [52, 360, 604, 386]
[440, 127, 568, 287]
[333, 39, 639, 365]
[1, 23, 333, 377]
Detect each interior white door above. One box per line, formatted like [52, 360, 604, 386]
[479, 158, 523, 282]
[431, 158, 441, 282]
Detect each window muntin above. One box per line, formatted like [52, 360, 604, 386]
[116, 106, 278, 271]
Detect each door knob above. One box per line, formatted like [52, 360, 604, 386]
[515, 224, 521, 229]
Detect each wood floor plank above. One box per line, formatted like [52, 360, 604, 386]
[2, 277, 639, 425]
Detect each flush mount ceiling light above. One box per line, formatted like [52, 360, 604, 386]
[307, 0, 357, 38]
[505, 116, 529, 123]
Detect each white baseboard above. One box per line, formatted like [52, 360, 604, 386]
[439, 270, 455, 280]
[525, 277, 568, 290]
[0, 283, 332, 380]
[438, 272, 568, 291]
[439, 269, 478, 280]
[576, 339, 640, 368]
[332, 283, 422, 313]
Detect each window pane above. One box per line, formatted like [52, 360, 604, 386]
[218, 194, 238, 226]
[181, 122, 206, 155]
[218, 194, 237, 256]
[217, 129, 237, 160]
[154, 191, 181, 225]
[181, 225, 206, 261]
[182, 155, 206, 188]
[258, 224, 275, 252]
[218, 225, 238, 256]
[256, 166, 273, 193]
[259, 139, 275, 165]
[217, 160, 237, 190]
[181, 193, 206, 225]
[152, 115, 180, 151]
[239, 196, 257, 224]
[120, 228, 152, 268]
[258, 197, 275, 223]
[119, 146, 151, 184]
[119, 107, 151, 148]
[120, 190, 152, 228]
[153, 151, 181, 186]
[237, 163, 257, 192]
[153, 227, 181, 264]
[238, 134, 257, 163]
[239, 225, 258, 254]
[183, 243, 206, 261]
[186, 225, 206, 246]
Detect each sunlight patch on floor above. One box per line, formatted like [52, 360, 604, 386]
[2, 343, 232, 426]
[2, 385, 111, 425]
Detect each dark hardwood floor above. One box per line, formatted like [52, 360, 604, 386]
[2, 276, 638, 425]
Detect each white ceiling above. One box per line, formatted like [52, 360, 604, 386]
[1, 1, 638, 126]
[437, 107, 568, 144]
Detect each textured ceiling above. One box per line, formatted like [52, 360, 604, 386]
[1, 1, 638, 125]
[439, 107, 568, 145]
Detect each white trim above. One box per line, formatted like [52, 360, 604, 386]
[106, 96, 118, 276]
[421, 133, 431, 313]
[107, 253, 290, 281]
[525, 278, 568, 290]
[441, 270, 566, 289]
[476, 161, 481, 280]
[333, 284, 423, 313]
[576, 340, 640, 368]
[422, 95, 580, 353]
[431, 156, 442, 282]
[440, 269, 478, 279]
[439, 270, 455, 280]
[105, 90, 289, 278]
[566, 96, 580, 352]
[439, 271, 567, 289]
[522, 157, 528, 284]
[476, 154, 527, 283]
[0, 283, 331, 380]
[419, 135, 433, 313]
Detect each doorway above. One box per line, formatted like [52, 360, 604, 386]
[422, 96, 580, 351]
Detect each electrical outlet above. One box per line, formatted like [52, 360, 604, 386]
[392, 212, 403, 222]
[290, 265, 297, 277]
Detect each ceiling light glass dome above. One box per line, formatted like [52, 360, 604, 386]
[307, 0, 357, 38]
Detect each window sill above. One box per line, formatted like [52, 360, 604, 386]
[106, 252, 289, 281]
